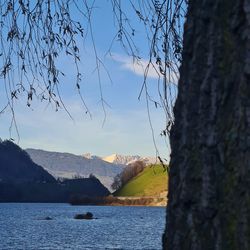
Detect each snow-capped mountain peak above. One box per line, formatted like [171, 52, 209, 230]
[102, 154, 157, 165]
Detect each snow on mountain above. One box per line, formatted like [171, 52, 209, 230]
[25, 149, 159, 190]
[102, 154, 158, 165]
[26, 149, 125, 190]
[82, 153, 100, 160]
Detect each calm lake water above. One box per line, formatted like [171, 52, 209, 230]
[0, 203, 165, 250]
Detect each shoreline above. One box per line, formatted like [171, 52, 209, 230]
[70, 195, 167, 207]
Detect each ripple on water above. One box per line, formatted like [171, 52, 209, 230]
[0, 203, 166, 250]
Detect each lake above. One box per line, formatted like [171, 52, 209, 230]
[0, 203, 165, 250]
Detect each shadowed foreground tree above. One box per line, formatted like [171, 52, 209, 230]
[163, 0, 250, 249]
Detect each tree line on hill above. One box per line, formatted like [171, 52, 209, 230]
[111, 161, 146, 191]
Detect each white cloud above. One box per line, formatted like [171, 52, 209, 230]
[110, 53, 179, 84]
[112, 53, 160, 79]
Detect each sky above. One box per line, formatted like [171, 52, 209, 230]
[0, 1, 174, 159]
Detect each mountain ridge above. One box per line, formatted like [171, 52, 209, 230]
[0, 140, 110, 202]
[26, 149, 158, 190]
[26, 148, 125, 190]
[0, 140, 56, 184]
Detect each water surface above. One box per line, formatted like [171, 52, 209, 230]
[0, 203, 165, 250]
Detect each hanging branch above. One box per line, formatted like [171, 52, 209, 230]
[0, 0, 187, 144]
[110, 0, 186, 160]
[110, 0, 186, 128]
[0, 0, 91, 137]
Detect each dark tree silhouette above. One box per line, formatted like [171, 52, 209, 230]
[163, 0, 250, 249]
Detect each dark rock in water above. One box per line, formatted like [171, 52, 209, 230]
[44, 216, 53, 220]
[74, 212, 93, 220]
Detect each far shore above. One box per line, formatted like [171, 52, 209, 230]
[69, 195, 167, 207]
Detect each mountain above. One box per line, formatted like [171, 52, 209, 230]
[82, 153, 100, 160]
[26, 149, 125, 190]
[0, 140, 56, 184]
[102, 153, 159, 166]
[0, 140, 110, 202]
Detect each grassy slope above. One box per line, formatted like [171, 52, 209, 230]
[114, 165, 168, 197]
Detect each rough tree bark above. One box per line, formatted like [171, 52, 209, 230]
[163, 0, 250, 249]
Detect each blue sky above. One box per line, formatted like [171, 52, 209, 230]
[0, 1, 174, 158]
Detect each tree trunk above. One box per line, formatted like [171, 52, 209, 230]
[163, 0, 250, 249]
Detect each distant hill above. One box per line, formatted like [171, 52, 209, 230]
[26, 149, 125, 189]
[102, 153, 159, 166]
[114, 165, 168, 198]
[0, 140, 110, 202]
[71, 165, 168, 206]
[0, 140, 55, 184]
[0, 176, 110, 203]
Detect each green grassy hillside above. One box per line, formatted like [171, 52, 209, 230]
[113, 165, 168, 197]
